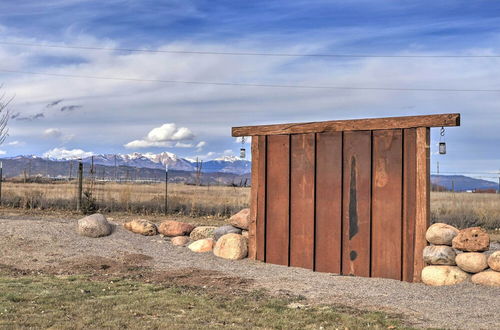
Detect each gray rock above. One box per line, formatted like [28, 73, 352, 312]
[423, 245, 456, 265]
[213, 225, 242, 241]
[77, 213, 112, 238]
[190, 226, 217, 241]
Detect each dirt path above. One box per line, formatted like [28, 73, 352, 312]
[1, 216, 499, 329]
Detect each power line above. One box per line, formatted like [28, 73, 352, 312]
[2, 68, 500, 93]
[2, 41, 500, 58]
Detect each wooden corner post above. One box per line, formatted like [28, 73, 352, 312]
[413, 127, 430, 282]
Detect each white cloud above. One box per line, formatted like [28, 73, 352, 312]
[0, 150, 6, 155]
[174, 142, 194, 148]
[43, 128, 62, 138]
[43, 147, 93, 160]
[6, 140, 24, 146]
[125, 123, 194, 149]
[195, 141, 207, 152]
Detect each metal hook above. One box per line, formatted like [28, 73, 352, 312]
[440, 127, 445, 137]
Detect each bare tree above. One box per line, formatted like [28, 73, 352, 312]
[0, 87, 13, 145]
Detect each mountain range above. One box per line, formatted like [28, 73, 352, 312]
[81, 152, 251, 174]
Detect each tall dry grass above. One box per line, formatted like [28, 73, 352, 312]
[0, 181, 250, 218]
[431, 192, 500, 229]
[1, 182, 498, 228]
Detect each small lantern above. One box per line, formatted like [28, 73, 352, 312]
[240, 136, 246, 159]
[439, 142, 446, 154]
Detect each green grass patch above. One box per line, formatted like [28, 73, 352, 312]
[0, 273, 408, 329]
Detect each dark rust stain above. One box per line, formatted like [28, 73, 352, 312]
[349, 156, 359, 240]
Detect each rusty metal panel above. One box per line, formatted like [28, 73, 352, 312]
[371, 129, 403, 280]
[315, 131, 342, 273]
[342, 131, 372, 277]
[289, 133, 315, 269]
[265, 135, 290, 265]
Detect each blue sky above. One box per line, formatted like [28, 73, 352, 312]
[0, 0, 499, 178]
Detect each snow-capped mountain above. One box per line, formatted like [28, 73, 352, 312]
[84, 152, 250, 174]
[8, 151, 252, 174]
[84, 152, 194, 171]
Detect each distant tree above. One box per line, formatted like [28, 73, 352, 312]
[0, 87, 13, 145]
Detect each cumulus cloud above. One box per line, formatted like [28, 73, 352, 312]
[124, 123, 194, 149]
[43, 148, 93, 160]
[0, 150, 6, 155]
[6, 140, 23, 146]
[196, 141, 206, 151]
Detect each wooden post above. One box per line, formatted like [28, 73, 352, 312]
[248, 137, 259, 260]
[165, 165, 168, 215]
[413, 127, 430, 282]
[76, 160, 83, 212]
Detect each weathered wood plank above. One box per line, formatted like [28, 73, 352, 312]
[232, 113, 460, 136]
[413, 127, 430, 282]
[252, 136, 266, 260]
[342, 131, 372, 277]
[290, 133, 315, 269]
[402, 128, 417, 282]
[265, 135, 290, 265]
[315, 131, 342, 273]
[371, 129, 403, 280]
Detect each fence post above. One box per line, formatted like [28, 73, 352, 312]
[77, 160, 83, 211]
[165, 165, 168, 215]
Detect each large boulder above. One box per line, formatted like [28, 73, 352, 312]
[213, 233, 248, 260]
[171, 236, 190, 246]
[421, 266, 470, 286]
[452, 227, 490, 252]
[425, 223, 459, 246]
[214, 225, 242, 241]
[471, 270, 500, 287]
[488, 251, 500, 271]
[455, 252, 488, 273]
[158, 220, 195, 237]
[77, 214, 112, 238]
[228, 208, 250, 230]
[423, 245, 456, 265]
[188, 239, 215, 253]
[123, 219, 158, 236]
[190, 226, 217, 241]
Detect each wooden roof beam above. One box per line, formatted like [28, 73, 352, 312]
[232, 113, 460, 137]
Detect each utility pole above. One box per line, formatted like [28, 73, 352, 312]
[76, 159, 83, 211]
[68, 161, 73, 181]
[114, 155, 117, 182]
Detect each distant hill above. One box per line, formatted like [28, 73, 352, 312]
[431, 175, 498, 192]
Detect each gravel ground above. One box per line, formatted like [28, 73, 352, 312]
[0, 216, 499, 329]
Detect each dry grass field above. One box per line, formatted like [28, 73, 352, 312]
[0, 181, 250, 218]
[0, 181, 498, 229]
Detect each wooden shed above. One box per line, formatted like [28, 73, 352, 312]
[232, 113, 460, 282]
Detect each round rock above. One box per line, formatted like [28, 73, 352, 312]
[455, 252, 488, 273]
[189, 226, 217, 241]
[471, 270, 500, 287]
[213, 233, 248, 260]
[77, 213, 112, 238]
[487, 251, 500, 271]
[214, 225, 242, 241]
[188, 238, 215, 253]
[425, 223, 459, 246]
[124, 219, 158, 236]
[171, 236, 190, 246]
[423, 245, 456, 265]
[228, 208, 250, 230]
[452, 227, 490, 252]
[158, 220, 195, 237]
[421, 266, 470, 286]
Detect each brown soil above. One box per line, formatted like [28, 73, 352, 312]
[1, 214, 499, 329]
